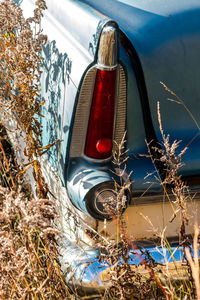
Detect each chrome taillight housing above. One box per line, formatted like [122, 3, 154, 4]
[70, 22, 126, 161]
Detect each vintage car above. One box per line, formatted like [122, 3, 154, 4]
[14, 0, 200, 290]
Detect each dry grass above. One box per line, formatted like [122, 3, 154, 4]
[94, 102, 200, 300]
[0, 1, 72, 299]
[0, 0, 48, 197]
[0, 129, 72, 299]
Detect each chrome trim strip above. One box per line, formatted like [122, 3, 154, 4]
[96, 64, 117, 71]
[82, 154, 112, 163]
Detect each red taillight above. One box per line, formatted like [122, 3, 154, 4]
[84, 69, 117, 159]
[96, 138, 112, 154]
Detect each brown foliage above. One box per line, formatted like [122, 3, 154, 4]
[0, 1, 71, 299]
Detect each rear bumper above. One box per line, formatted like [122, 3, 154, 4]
[59, 234, 187, 292]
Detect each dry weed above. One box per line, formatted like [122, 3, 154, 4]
[0, 1, 72, 299]
[0, 186, 71, 299]
[0, 0, 48, 197]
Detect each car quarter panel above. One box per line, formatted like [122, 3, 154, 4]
[82, 0, 200, 179]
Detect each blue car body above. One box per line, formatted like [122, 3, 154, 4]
[18, 0, 200, 288]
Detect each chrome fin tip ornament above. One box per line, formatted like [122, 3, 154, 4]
[97, 22, 119, 70]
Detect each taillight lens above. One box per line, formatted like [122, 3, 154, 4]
[84, 69, 117, 159]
